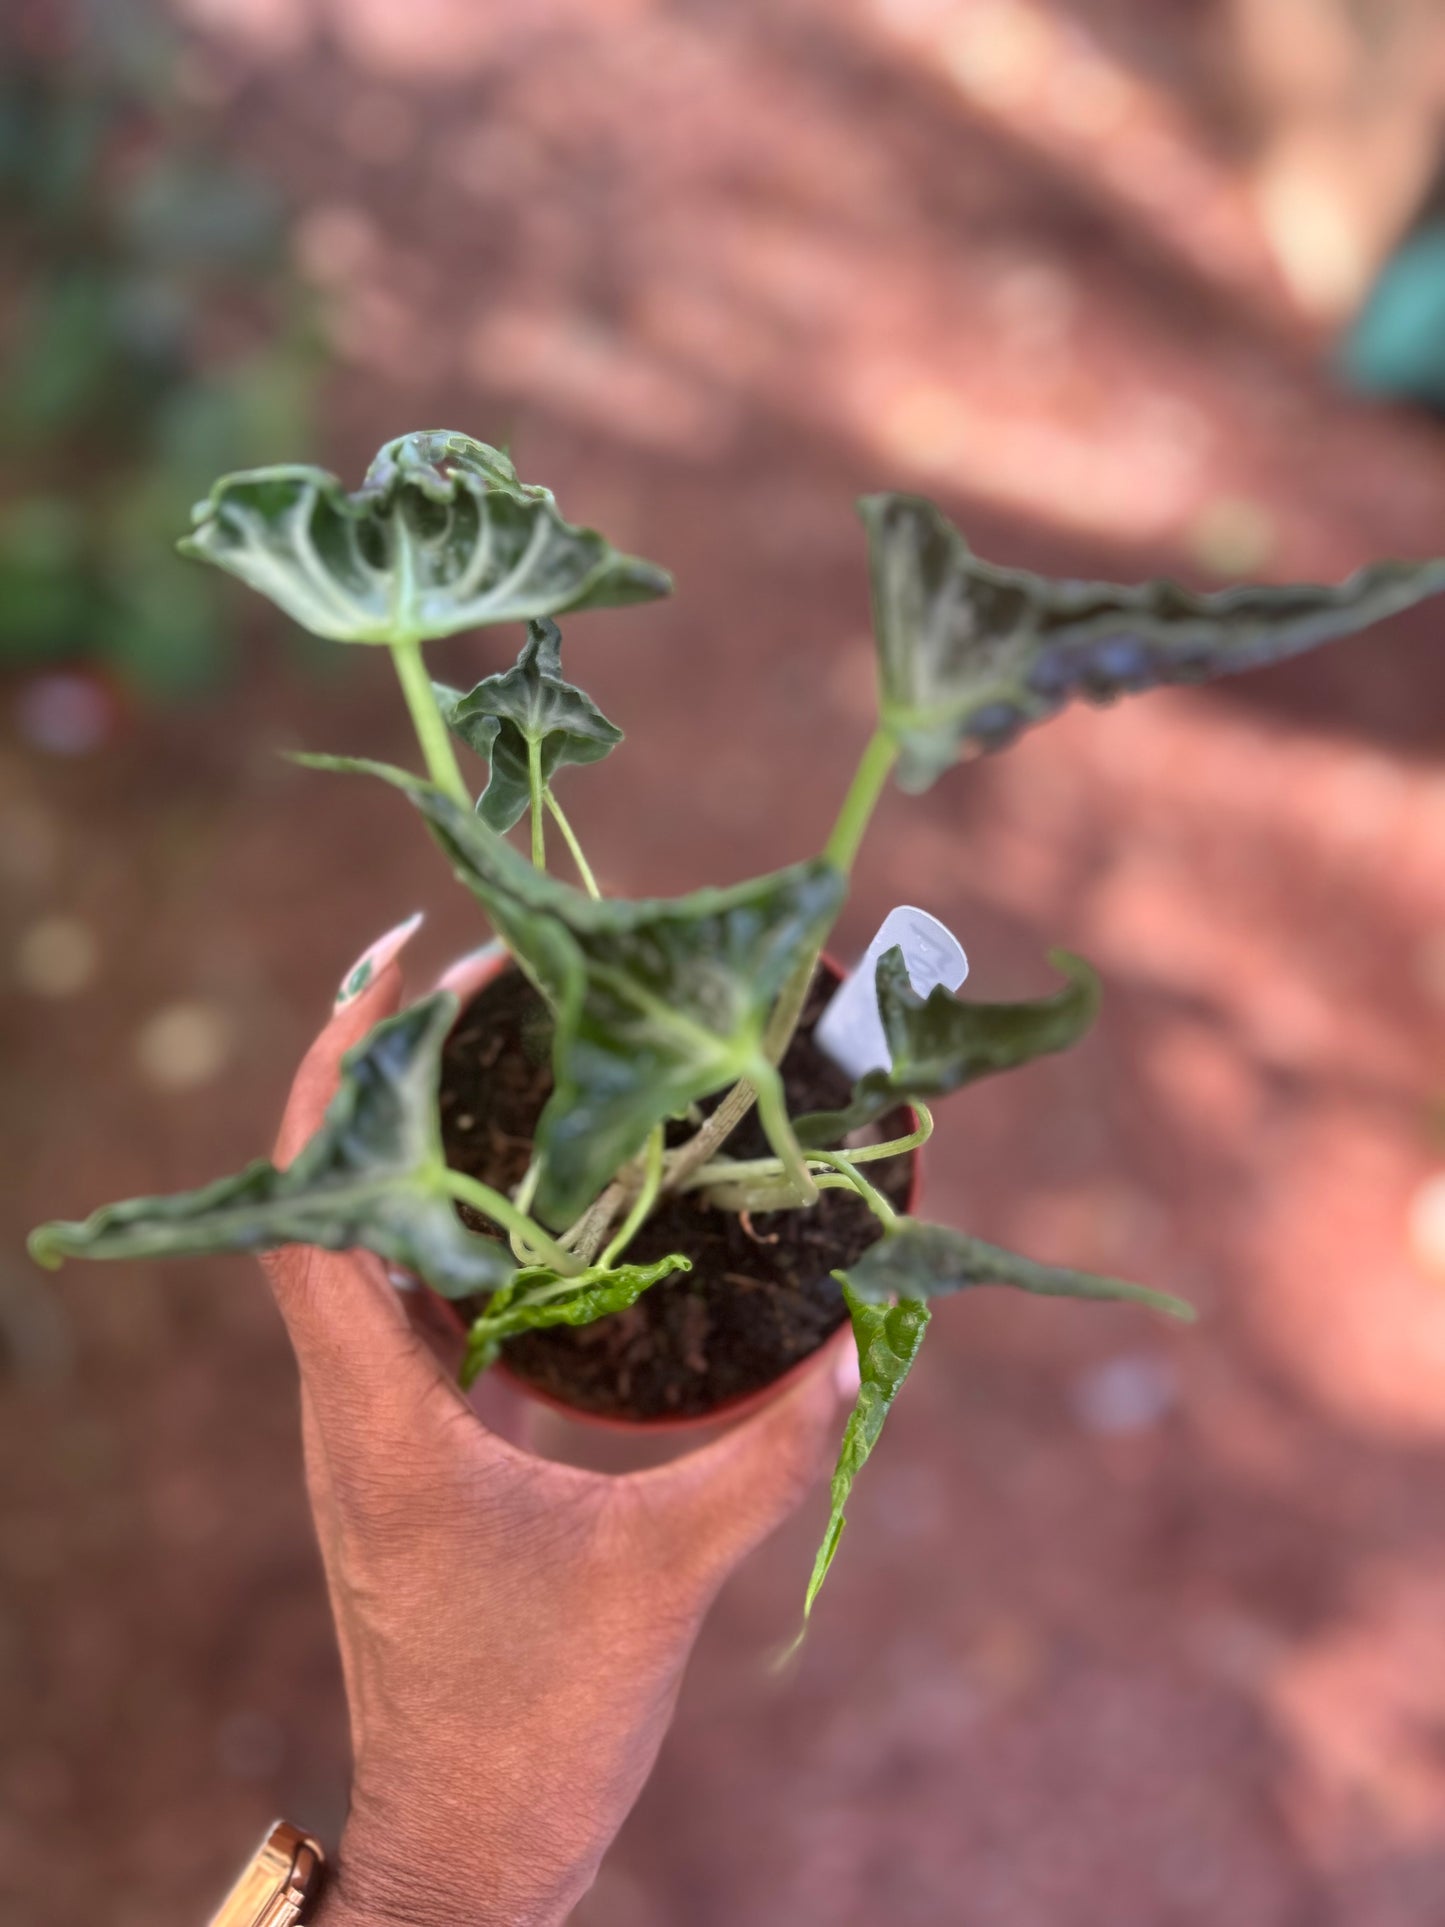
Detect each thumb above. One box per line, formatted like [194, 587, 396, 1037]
[637, 1333, 855, 1596]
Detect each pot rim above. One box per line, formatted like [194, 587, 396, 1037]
[431, 944, 923, 1432]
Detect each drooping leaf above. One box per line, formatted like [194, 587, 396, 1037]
[179, 429, 672, 644]
[802, 1283, 930, 1620]
[460, 1253, 692, 1387]
[28, 994, 516, 1300]
[843, 1217, 1194, 1320]
[434, 616, 622, 831]
[797, 945, 1099, 1146]
[294, 753, 589, 1016]
[298, 757, 846, 1226]
[862, 492, 1445, 791]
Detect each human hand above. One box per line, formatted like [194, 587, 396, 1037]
[263, 922, 853, 1927]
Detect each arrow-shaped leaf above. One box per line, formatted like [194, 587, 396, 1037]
[863, 492, 1445, 791]
[28, 994, 516, 1300]
[434, 616, 623, 831]
[802, 1283, 930, 1620]
[299, 758, 846, 1226]
[843, 1217, 1194, 1320]
[797, 945, 1099, 1146]
[460, 1253, 692, 1387]
[180, 429, 671, 644]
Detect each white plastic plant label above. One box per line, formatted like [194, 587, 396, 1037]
[815, 905, 969, 1080]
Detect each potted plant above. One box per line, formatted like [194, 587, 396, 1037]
[29, 430, 1445, 1622]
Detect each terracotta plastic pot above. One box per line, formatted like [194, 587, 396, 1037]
[430, 943, 922, 1433]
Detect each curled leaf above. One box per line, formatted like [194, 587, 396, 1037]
[180, 429, 671, 644]
[797, 945, 1099, 1145]
[802, 1283, 930, 1621]
[843, 1217, 1194, 1320]
[29, 995, 516, 1299]
[862, 492, 1445, 790]
[434, 616, 622, 831]
[460, 1253, 692, 1387]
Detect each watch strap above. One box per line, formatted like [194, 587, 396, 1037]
[208, 1820, 325, 1927]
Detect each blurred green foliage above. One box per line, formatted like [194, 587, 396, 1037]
[1343, 225, 1445, 413]
[0, 0, 320, 697]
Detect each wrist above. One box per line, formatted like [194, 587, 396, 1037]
[314, 1869, 565, 1927]
[311, 1803, 592, 1927]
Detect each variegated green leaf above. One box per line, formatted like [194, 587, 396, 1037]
[459, 1253, 692, 1388]
[862, 492, 1445, 791]
[299, 757, 846, 1227]
[179, 429, 671, 643]
[802, 1283, 930, 1620]
[797, 945, 1099, 1146]
[28, 995, 515, 1299]
[434, 616, 622, 831]
[844, 1217, 1194, 1320]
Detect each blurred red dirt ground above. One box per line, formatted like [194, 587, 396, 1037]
[8, 2, 1445, 1921]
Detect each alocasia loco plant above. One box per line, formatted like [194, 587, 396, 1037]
[30, 431, 1445, 1620]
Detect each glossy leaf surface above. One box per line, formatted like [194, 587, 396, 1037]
[29, 995, 516, 1298]
[798, 945, 1099, 1145]
[180, 429, 671, 643]
[862, 492, 1445, 790]
[802, 1283, 930, 1618]
[459, 1253, 692, 1387]
[844, 1217, 1194, 1320]
[434, 616, 622, 830]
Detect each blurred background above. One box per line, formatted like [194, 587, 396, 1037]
[7, 0, 1445, 1920]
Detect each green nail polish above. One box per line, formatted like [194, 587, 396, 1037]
[338, 958, 373, 1004]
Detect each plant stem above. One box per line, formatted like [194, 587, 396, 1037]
[809, 1150, 898, 1229]
[438, 1169, 579, 1275]
[660, 734, 896, 1198]
[753, 1065, 818, 1206]
[564, 1180, 629, 1265]
[661, 1077, 757, 1195]
[506, 1159, 545, 1265]
[699, 1177, 800, 1214]
[793, 1103, 936, 1166]
[823, 726, 898, 875]
[685, 1153, 793, 1191]
[389, 637, 470, 809]
[528, 737, 546, 869]
[658, 953, 821, 1197]
[544, 789, 601, 898]
[680, 1107, 934, 1196]
[600, 1127, 663, 1268]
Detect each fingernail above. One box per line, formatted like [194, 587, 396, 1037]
[834, 1341, 861, 1401]
[434, 939, 507, 998]
[335, 912, 424, 1009]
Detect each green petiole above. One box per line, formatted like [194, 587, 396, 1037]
[680, 1105, 934, 1195]
[438, 1169, 580, 1276]
[528, 736, 546, 869]
[544, 788, 601, 898]
[389, 636, 471, 810]
[663, 726, 900, 1195]
[808, 1149, 898, 1230]
[600, 1127, 664, 1268]
[753, 1064, 819, 1206]
[822, 725, 898, 875]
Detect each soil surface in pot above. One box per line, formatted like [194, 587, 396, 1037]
[438, 966, 914, 1421]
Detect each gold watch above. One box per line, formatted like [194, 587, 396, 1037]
[207, 1820, 326, 1926]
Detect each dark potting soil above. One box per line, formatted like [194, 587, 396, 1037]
[438, 965, 915, 1421]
